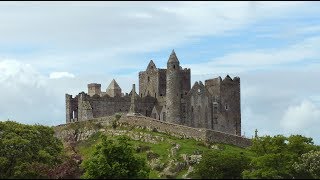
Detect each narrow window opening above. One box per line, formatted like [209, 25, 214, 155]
[173, 65, 176, 69]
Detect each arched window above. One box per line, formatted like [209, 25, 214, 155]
[173, 65, 175, 69]
[148, 76, 150, 82]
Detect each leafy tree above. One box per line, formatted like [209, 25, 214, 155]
[293, 150, 320, 179]
[243, 134, 318, 179]
[190, 150, 250, 179]
[0, 121, 64, 179]
[81, 135, 150, 179]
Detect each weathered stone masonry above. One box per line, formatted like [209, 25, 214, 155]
[66, 50, 242, 138]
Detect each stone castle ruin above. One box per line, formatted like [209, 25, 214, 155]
[66, 50, 241, 136]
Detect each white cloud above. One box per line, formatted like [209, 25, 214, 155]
[0, 59, 46, 88]
[187, 36, 320, 75]
[281, 100, 320, 131]
[49, 72, 75, 79]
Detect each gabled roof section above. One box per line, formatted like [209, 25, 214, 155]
[107, 79, 121, 90]
[128, 89, 140, 97]
[222, 75, 233, 82]
[188, 81, 211, 97]
[147, 60, 156, 70]
[168, 49, 179, 63]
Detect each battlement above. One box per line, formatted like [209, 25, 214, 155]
[88, 83, 101, 88]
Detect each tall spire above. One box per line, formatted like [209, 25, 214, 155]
[168, 49, 179, 63]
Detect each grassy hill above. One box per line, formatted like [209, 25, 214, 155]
[54, 114, 253, 179]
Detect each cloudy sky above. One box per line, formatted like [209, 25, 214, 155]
[1, 1, 320, 144]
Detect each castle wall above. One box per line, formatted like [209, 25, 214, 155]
[89, 96, 131, 118]
[77, 93, 93, 121]
[219, 76, 241, 135]
[66, 94, 79, 123]
[180, 68, 191, 97]
[119, 115, 251, 148]
[139, 64, 159, 98]
[185, 82, 212, 129]
[88, 83, 101, 97]
[72, 92, 157, 122]
[205, 77, 222, 98]
[158, 69, 167, 98]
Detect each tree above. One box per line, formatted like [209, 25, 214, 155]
[190, 150, 250, 179]
[293, 150, 320, 179]
[243, 134, 318, 179]
[0, 121, 64, 179]
[81, 135, 150, 179]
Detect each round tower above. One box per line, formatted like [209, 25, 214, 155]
[166, 50, 181, 124]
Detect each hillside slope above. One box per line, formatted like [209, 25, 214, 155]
[54, 114, 253, 178]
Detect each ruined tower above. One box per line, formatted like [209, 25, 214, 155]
[166, 50, 181, 124]
[88, 83, 101, 97]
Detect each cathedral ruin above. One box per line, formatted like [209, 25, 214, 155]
[65, 50, 241, 136]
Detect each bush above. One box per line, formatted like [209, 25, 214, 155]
[0, 121, 64, 179]
[81, 135, 150, 179]
[190, 150, 250, 179]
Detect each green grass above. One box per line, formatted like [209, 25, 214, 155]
[65, 121, 249, 179]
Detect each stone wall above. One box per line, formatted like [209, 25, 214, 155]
[67, 92, 157, 122]
[180, 68, 191, 97]
[219, 76, 241, 136]
[119, 115, 251, 148]
[139, 63, 158, 98]
[205, 129, 251, 148]
[184, 81, 212, 129]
